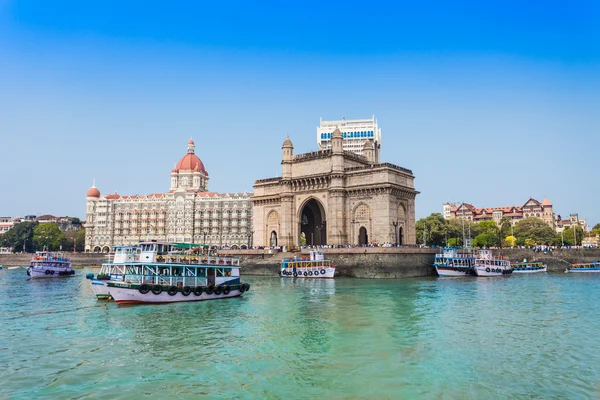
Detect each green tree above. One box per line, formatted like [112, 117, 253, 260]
[591, 223, 600, 237]
[61, 229, 86, 252]
[33, 223, 64, 251]
[513, 217, 557, 246]
[557, 226, 585, 246]
[473, 233, 500, 247]
[416, 213, 448, 246]
[0, 221, 37, 252]
[499, 217, 513, 238]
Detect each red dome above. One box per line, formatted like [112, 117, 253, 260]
[188, 139, 195, 145]
[87, 187, 100, 198]
[176, 153, 206, 173]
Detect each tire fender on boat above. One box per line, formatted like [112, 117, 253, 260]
[293, 272, 297, 277]
[182, 286, 192, 296]
[214, 286, 223, 295]
[151, 285, 163, 295]
[485, 267, 490, 273]
[223, 285, 231, 295]
[239, 284, 246, 293]
[320, 269, 326, 275]
[167, 286, 178, 296]
[206, 285, 215, 295]
[193, 286, 203, 296]
[139, 284, 150, 294]
[45, 269, 51, 275]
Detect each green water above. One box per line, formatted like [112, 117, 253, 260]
[1, 269, 599, 399]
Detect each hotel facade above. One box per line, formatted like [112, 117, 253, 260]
[84, 140, 252, 252]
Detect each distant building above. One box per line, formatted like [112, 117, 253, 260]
[582, 236, 599, 248]
[445, 198, 556, 229]
[556, 214, 587, 232]
[85, 140, 252, 253]
[0, 217, 14, 235]
[317, 116, 381, 161]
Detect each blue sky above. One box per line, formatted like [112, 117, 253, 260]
[1, 1, 599, 226]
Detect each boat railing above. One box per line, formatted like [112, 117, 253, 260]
[155, 254, 240, 266]
[32, 255, 71, 262]
[282, 260, 332, 269]
[123, 274, 209, 287]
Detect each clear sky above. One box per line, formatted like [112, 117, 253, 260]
[1, 1, 599, 226]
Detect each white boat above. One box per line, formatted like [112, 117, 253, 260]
[27, 252, 74, 279]
[280, 250, 336, 278]
[8, 266, 20, 270]
[86, 246, 139, 300]
[473, 250, 513, 277]
[433, 247, 476, 277]
[102, 241, 249, 305]
[566, 262, 600, 273]
[511, 261, 547, 274]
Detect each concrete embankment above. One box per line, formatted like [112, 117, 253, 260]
[2, 248, 599, 278]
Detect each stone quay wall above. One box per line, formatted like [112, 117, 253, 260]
[3, 248, 599, 278]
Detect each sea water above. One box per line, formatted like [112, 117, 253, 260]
[1, 268, 599, 399]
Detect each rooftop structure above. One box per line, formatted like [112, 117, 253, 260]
[317, 116, 381, 161]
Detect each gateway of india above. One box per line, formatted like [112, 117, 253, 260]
[252, 117, 419, 248]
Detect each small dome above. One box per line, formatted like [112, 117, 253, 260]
[172, 167, 179, 173]
[87, 186, 100, 198]
[331, 127, 342, 139]
[363, 139, 374, 150]
[282, 136, 293, 148]
[188, 139, 195, 145]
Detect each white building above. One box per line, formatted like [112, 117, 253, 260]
[85, 140, 253, 252]
[317, 116, 381, 161]
[0, 217, 14, 235]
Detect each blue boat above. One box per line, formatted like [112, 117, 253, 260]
[566, 261, 600, 273]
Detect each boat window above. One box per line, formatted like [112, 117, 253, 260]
[216, 269, 223, 277]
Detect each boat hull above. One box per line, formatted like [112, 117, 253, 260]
[512, 266, 547, 274]
[27, 266, 74, 279]
[90, 279, 111, 299]
[434, 266, 473, 277]
[473, 266, 513, 277]
[280, 267, 335, 278]
[566, 268, 600, 273]
[108, 284, 244, 304]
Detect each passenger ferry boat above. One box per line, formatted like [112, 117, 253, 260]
[566, 262, 600, 273]
[27, 252, 74, 279]
[433, 248, 476, 277]
[103, 241, 249, 304]
[511, 260, 547, 273]
[280, 250, 335, 278]
[87, 246, 139, 299]
[473, 250, 513, 277]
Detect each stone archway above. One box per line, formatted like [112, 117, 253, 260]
[299, 198, 326, 246]
[270, 231, 278, 247]
[93, 246, 101, 253]
[399, 226, 404, 245]
[359, 226, 368, 246]
[102, 246, 111, 253]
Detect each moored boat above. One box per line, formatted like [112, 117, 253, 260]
[511, 260, 547, 273]
[280, 250, 335, 278]
[566, 262, 600, 273]
[102, 241, 250, 304]
[86, 245, 139, 300]
[27, 252, 74, 279]
[433, 247, 476, 277]
[473, 250, 513, 277]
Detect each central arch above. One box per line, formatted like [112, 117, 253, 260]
[299, 198, 327, 246]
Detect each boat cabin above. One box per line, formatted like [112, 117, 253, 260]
[110, 246, 140, 263]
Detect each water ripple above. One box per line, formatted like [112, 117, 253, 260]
[1, 269, 600, 398]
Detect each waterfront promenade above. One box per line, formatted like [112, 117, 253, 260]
[2, 248, 599, 277]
